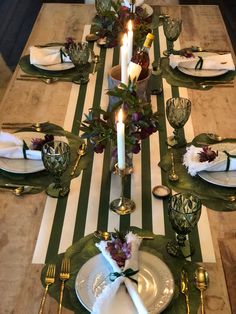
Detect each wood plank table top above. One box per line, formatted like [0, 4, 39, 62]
[0, 4, 235, 314]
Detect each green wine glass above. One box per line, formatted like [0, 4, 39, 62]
[163, 17, 182, 56]
[166, 97, 191, 147]
[166, 193, 202, 258]
[42, 141, 70, 198]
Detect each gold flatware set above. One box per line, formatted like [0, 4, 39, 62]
[1, 121, 48, 132]
[39, 257, 70, 314]
[181, 266, 209, 313]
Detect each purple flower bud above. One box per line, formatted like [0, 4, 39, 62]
[132, 112, 142, 122]
[93, 143, 105, 153]
[132, 143, 141, 154]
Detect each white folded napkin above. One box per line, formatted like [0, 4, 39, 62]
[122, 0, 144, 8]
[92, 232, 148, 314]
[29, 46, 71, 66]
[0, 131, 41, 160]
[169, 53, 235, 71]
[183, 144, 236, 176]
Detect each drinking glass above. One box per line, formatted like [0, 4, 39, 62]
[163, 17, 182, 56]
[166, 193, 202, 258]
[95, 0, 112, 16]
[42, 141, 70, 198]
[68, 42, 90, 84]
[166, 97, 191, 147]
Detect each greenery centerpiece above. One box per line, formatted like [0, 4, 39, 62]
[92, 0, 158, 48]
[80, 82, 159, 171]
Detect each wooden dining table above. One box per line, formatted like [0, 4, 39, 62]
[0, 3, 236, 314]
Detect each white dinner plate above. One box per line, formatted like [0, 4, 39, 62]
[0, 132, 66, 174]
[34, 62, 74, 71]
[75, 251, 174, 314]
[198, 171, 236, 187]
[177, 52, 228, 77]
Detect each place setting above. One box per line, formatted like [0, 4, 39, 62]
[0, 123, 90, 197]
[39, 226, 212, 314]
[158, 99, 236, 211]
[159, 15, 235, 90]
[18, 38, 101, 84]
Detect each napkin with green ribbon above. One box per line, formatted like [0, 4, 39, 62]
[93, 232, 147, 314]
[0, 131, 41, 160]
[30, 46, 71, 66]
[183, 143, 236, 176]
[169, 53, 235, 71]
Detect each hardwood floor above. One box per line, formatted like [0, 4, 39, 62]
[0, 0, 235, 70]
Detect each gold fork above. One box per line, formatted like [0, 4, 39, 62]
[38, 264, 56, 314]
[58, 257, 70, 314]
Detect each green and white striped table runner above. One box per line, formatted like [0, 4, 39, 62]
[32, 24, 215, 265]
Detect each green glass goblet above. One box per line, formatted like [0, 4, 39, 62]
[68, 42, 90, 84]
[42, 141, 70, 198]
[163, 17, 182, 56]
[166, 97, 191, 147]
[166, 193, 202, 258]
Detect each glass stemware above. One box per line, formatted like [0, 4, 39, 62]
[166, 193, 202, 258]
[166, 97, 191, 147]
[163, 17, 182, 56]
[42, 141, 70, 198]
[95, 0, 112, 16]
[67, 42, 90, 84]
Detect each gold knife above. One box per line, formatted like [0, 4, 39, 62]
[181, 269, 190, 314]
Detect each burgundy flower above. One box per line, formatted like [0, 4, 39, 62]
[132, 143, 141, 154]
[140, 128, 149, 139]
[94, 143, 105, 153]
[198, 146, 218, 162]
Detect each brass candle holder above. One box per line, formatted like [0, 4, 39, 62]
[109, 165, 136, 215]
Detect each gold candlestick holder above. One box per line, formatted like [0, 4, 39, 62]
[109, 165, 136, 215]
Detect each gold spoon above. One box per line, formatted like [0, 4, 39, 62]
[169, 152, 179, 182]
[0, 186, 39, 196]
[181, 269, 190, 314]
[206, 133, 231, 142]
[17, 77, 61, 84]
[94, 230, 154, 241]
[92, 55, 100, 74]
[194, 266, 209, 314]
[70, 143, 86, 176]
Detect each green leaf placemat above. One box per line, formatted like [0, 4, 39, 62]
[159, 133, 236, 211]
[0, 123, 92, 193]
[41, 227, 200, 313]
[161, 57, 236, 90]
[19, 55, 94, 81]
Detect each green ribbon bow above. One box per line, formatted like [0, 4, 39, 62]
[22, 140, 29, 159]
[223, 150, 236, 171]
[109, 268, 139, 284]
[195, 56, 203, 70]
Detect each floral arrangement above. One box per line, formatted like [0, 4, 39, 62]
[92, 0, 158, 48]
[80, 83, 159, 155]
[106, 231, 131, 267]
[198, 145, 218, 162]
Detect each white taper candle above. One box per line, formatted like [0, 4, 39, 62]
[121, 33, 128, 85]
[117, 108, 126, 170]
[127, 20, 133, 64]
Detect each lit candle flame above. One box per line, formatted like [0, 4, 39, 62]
[118, 108, 123, 123]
